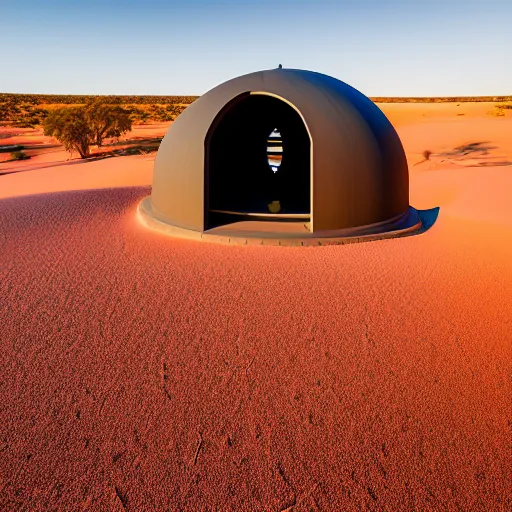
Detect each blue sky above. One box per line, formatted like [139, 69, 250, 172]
[0, 0, 510, 96]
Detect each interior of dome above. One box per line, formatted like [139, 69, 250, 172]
[205, 93, 311, 229]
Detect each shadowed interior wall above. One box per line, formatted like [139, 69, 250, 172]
[206, 94, 310, 221]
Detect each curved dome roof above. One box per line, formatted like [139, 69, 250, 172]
[149, 68, 409, 233]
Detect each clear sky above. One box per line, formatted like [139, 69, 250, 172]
[1, 0, 510, 96]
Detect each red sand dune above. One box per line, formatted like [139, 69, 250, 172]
[0, 105, 511, 511]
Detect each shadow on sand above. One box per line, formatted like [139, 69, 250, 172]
[354, 206, 440, 245]
[416, 207, 440, 234]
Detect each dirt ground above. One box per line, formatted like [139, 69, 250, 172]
[0, 104, 511, 511]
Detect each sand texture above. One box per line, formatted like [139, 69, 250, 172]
[0, 104, 511, 511]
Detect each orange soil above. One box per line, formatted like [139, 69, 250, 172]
[0, 105, 511, 511]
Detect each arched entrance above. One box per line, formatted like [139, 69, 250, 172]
[205, 93, 311, 229]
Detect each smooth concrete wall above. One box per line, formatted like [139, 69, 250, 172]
[150, 68, 409, 232]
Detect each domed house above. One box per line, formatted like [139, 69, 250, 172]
[138, 68, 421, 245]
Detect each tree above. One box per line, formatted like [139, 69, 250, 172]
[43, 107, 94, 159]
[43, 99, 132, 159]
[85, 98, 132, 146]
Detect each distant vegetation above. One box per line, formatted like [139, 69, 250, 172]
[488, 103, 512, 117]
[0, 93, 198, 105]
[371, 96, 512, 103]
[0, 93, 197, 128]
[2, 93, 512, 129]
[43, 99, 133, 159]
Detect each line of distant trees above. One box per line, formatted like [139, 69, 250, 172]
[0, 94, 196, 128]
[0, 93, 199, 105]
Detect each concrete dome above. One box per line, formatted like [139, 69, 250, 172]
[140, 68, 419, 244]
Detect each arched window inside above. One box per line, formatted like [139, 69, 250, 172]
[267, 128, 282, 173]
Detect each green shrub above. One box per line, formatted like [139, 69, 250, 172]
[10, 151, 30, 160]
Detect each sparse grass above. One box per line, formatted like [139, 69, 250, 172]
[121, 145, 158, 156]
[488, 103, 512, 117]
[88, 139, 162, 160]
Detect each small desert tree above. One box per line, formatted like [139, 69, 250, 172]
[43, 107, 94, 159]
[43, 99, 132, 158]
[85, 98, 132, 146]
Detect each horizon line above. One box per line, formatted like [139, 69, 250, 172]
[1, 92, 511, 101]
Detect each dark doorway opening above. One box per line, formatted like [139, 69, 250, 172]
[205, 94, 311, 229]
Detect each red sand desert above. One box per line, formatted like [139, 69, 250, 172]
[1, 104, 511, 511]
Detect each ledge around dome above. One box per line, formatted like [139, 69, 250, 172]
[137, 196, 422, 246]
